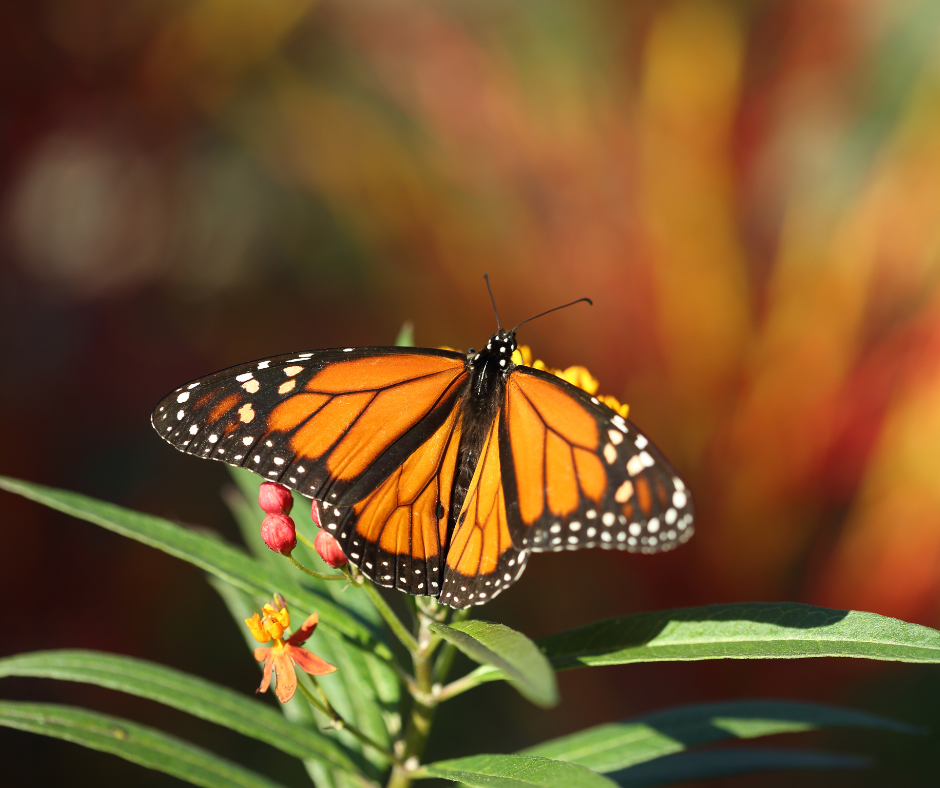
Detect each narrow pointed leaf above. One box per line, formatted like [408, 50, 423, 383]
[315, 629, 395, 770]
[456, 603, 940, 696]
[608, 748, 868, 788]
[0, 701, 290, 788]
[522, 699, 920, 772]
[0, 475, 386, 655]
[430, 621, 558, 708]
[0, 650, 362, 774]
[423, 754, 617, 788]
[538, 603, 940, 668]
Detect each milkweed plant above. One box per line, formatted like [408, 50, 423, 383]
[1, 329, 938, 788]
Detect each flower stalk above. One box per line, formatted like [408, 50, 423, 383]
[295, 677, 403, 767]
[286, 554, 347, 581]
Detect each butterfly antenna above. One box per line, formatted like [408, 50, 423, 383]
[511, 297, 593, 333]
[483, 273, 502, 331]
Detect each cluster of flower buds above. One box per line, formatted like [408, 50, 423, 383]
[257, 483, 347, 568]
[258, 483, 297, 555]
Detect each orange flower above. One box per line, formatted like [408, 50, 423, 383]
[245, 598, 336, 703]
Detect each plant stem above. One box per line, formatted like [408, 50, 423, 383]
[357, 579, 420, 652]
[431, 607, 472, 684]
[296, 531, 317, 551]
[287, 554, 346, 581]
[297, 677, 403, 767]
[384, 606, 443, 788]
[436, 666, 498, 703]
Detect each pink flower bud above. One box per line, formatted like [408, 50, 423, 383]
[315, 530, 347, 568]
[259, 482, 293, 515]
[310, 498, 321, 528]
[261, 514, 297, 555]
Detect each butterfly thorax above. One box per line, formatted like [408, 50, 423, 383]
[447, 330, 518, 534]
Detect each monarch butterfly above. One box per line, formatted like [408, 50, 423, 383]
[152, 282, 694, 608]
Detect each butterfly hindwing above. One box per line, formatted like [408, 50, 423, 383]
[440, 408, 529, 609]
[501, 366, 694, 554]
[322, 401, 464, 596]
[152, 347, 468, 506]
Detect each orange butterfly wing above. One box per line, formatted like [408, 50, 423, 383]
[152, 348, 467, 506]
[501, 366, 694, 554]
[322, 401, 464, 595]
[439, 408, 528, 608]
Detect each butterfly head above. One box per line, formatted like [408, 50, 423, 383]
[466, 329, 517, 374]
[486, 329, 518, 357]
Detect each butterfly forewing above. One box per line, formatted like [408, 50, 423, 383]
[152, 347, 467, 506]
[501, 366, 694, 554]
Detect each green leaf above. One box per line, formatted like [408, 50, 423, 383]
[0, 700, 290, 788]
[0, 475, 387, 656]
[423, 754, 618, 788]
[430, 621, 558, 708]
[395, 321, 415, 347]
[0, 650, 362, 775]
[521, 699, 920, 772]
[315, 629, 395, 770]
[537, 603, 940, 668]
[607, 748, 868, 788]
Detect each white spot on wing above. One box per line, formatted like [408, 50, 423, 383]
[615, 480, 634, 503]
[626, 455, 643, 476]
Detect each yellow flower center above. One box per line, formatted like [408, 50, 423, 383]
[245, 603, 292, 644]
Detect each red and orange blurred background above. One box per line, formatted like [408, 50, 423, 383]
[3, 1, 940, 785]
